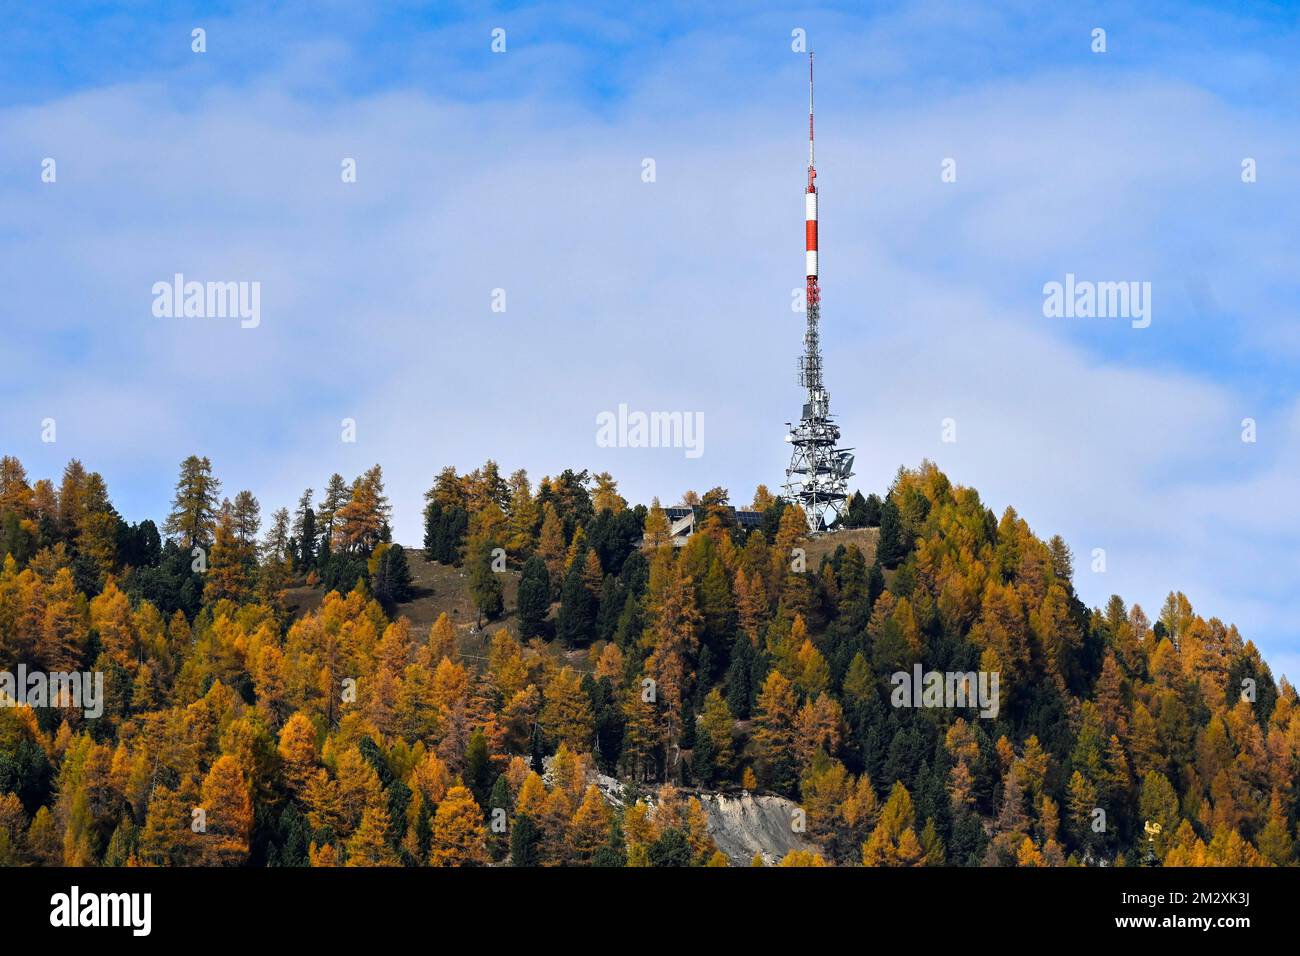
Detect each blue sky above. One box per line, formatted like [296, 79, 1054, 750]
[1, 1, 1297, 680]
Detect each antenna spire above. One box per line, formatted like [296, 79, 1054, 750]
[808, 52, 815, 169]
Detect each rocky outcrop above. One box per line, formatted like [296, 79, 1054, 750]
[554, 760, 821, 865]
[696, 791, 820, 865]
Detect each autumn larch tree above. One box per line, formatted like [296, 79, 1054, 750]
[753, 670, 798, 795]
[430, 785, 487, 866]
[198, 755, 254, 866]
[334, 465, 390, 555]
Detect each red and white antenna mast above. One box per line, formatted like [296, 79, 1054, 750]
[805, 52, 818, 304]
[785, 51, 854, 532]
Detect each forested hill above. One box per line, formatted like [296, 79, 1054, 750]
[0, 454, 1293, 867]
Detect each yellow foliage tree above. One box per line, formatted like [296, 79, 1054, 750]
[430, 785, 488, 866]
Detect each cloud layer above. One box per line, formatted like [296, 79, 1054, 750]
[1, 3, 1296, 679]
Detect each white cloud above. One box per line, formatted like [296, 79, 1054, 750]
[0, 34, 1295, 680]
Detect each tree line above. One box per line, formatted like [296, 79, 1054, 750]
[0, 453, 1293, 867]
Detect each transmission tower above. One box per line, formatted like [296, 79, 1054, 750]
[783, 52, 854, 532]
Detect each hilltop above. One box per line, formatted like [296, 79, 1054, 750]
[0, 453, 1293, 868]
